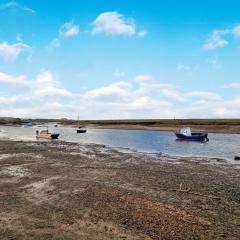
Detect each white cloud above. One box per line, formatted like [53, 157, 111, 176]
[232, 25, 240, 38]
[92, 11, 146, 37]
[203, 24, 240, 50]
[86, 81, 131, 101]
[129, 96, 172, 110]
[0, 1, 18, 9]
[51, 38, 61, 48]
[177, 63, 200, 72]
[160, 89, 185, 102]
[78, 73, 89, 78]
[0, 95, 32, 105]
[16, 33, 23, 42]
[137, 30, 148, 37]
[221, 82, 240, 89]
[0, 42, 31, 61]
[33, 71, 73, 97]
[23, 7, 35, 13]
[0, 72, 29, 87]
[0, 70, 73, 98]
[206, 56, 221, 69]
[50, 22, 80, 49]
[177, 64, 191, 71]
[203, 30, 229, 50]
[113, 69, 125, 77]
[0, 1, 35, 13]
[186, 91, 222, 101]
[0, 71, 239, 119]
[59, 22, 80, 38]
[135, 75, 153, 82]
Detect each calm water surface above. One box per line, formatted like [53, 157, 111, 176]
[0, 125, 239, 162]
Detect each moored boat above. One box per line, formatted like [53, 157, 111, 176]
[23, 123, 33, 128]
[77, 128, 87, 133]
[76, 113, 87, 133]
[175, 127, 209, 142]
[36, 129, 60, 139]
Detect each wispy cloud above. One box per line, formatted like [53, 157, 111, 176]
[0, 1, 35, 13]
[177, 63, 200, 73]
[206, 56, 221, 69]
[137, 30, 148, 37]
[232, 25, 240, 38]
[221, 82, 240, 89]
[203, 30, 229, 50]
[23, 7, 35, 13]
[59, 22, 80, 38]
[51, 38, 61, 48]
[0, 41, 31, 61]
[92, 11, 147, 37]
[203, 24, 240, 50]
[113, 69, 125, 78]
[135, 75, 153, 82]
[50, 21, 80, 49]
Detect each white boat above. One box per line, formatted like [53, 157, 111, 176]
[36, 129, 59, 139]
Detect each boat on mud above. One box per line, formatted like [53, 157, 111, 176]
[36, 129, 59, 139]
[175, 127, 209, 142]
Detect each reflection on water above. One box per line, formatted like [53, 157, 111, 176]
[0, 125, 240, 162]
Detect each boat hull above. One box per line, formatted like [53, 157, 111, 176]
[51, 133, 60, 139]
[77, 129, 87, 133]
[36, 133, 60, 139]
[175, 133, 208, 141]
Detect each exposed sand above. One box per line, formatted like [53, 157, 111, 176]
[0, 140, 239, 239]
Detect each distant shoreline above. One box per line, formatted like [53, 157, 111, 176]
[61, 119, 240, 134]
[1, 117, 240, 134]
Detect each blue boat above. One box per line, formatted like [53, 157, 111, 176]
[23, 123, 33, 128]
[175, 127, 209, 142]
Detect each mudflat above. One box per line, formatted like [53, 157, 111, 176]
[0, 140, 239, 239]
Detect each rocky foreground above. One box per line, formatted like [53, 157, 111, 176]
[0, 140, 239, 239]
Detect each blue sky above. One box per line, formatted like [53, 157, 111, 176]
[0, 0, 239, 119]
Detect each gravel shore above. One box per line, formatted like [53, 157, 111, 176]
[0, 140, 239, 239]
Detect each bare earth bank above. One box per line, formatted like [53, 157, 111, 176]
[0, 140, 239, 239]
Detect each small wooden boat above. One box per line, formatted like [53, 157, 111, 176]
[175, 127, 209, 142]
[36, 129, 59, 139]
